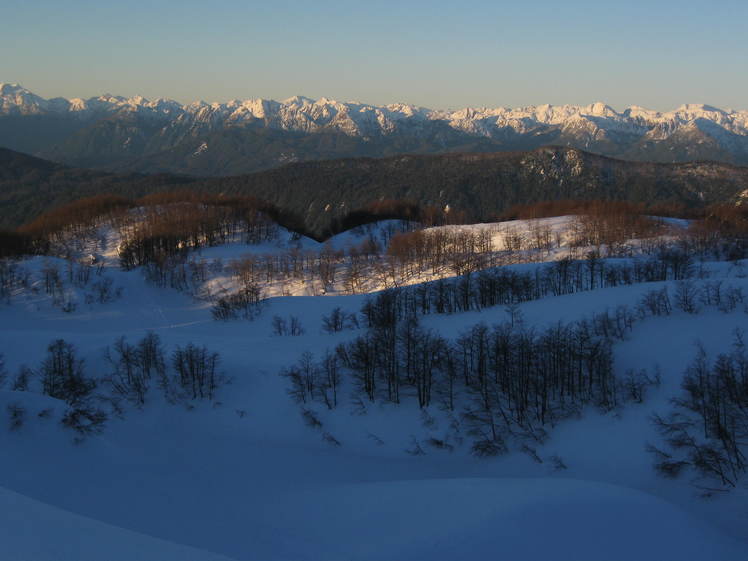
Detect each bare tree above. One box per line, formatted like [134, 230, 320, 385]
[651, 332, 748, 488]
[0, 353, 6, 389]
[12, 366, 31, 392]
[106, 332, 166, 405]
[171, 343, 222, 400]
[40, 339, 95, 405]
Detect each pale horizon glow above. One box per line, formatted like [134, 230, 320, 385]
[2, 0, 747, 112]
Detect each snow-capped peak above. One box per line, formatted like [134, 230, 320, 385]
[584, 101, 617, 117]
[3, 84, 748, 156]
[0, 82, 27, 95]
[0, 83, 55, 115]
[282, 95, 316, 107]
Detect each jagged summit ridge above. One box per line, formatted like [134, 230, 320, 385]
[3, 83, 748, 173]
[2, 82, 746, 136]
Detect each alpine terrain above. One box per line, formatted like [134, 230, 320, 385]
[3, 83, 748, 176]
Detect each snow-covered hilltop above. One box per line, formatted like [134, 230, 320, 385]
[2, 82, 748, 175]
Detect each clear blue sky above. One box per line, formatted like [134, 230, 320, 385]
[2, 0, 746, 111]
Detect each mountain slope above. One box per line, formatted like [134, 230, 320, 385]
[0, 148, 195, 229]
[200, 147, 748, 236]
[2, 146, 748, 236]
[3, 83, 748, 175]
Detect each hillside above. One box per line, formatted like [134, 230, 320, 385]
[200, 147, 748, 236]
[1, 212, 747, 560]
[0, 148, 195, 230]
[2, 146, 748, 237]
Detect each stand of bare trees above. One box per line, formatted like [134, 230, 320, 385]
[0, 260, 28, 302]
[159, 201, 746, 303]
[171, 343, 222, 401]
[282, 275, 747, 456]
[212, 283, 263, 320]
[106, 332, 167, 406]
[651, 331, 748, 489]
[105, 333, 226, 404]
[283, 307, 643, 454]
[687, 205, 748, 261]
[37, 339, 107, 435]
[118, 197, 280, 270]
[2, 332, 228, 434]
[359, 248, 695, 325]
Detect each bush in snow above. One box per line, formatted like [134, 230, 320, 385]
[7, 403, 25, 431]
[84, 277, 122, 305]
[36, 339, 108, 436]
[272, 315, 305, 336]
[171, 343, 223, 401]
[40, 340, 96, 406]
[11, 367, 31, 392]
[619, 367, 661, 404]
[321, 306, 358, 333]
[211, 284, 263, 321]
[0, 260, 27, 302]
[637, 287, 672, 317]
[674, 280, 701, 314]
[61, 405, 107, 436]
[0, 353, 6, 389]
[106, 332, 167, 406]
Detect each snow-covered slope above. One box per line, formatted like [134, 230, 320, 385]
[0, 484, 235, 561]
[2, 270, 748, 560]
[1, 216, 748, 560]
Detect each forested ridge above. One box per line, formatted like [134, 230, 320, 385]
[2, 145, 748, 237]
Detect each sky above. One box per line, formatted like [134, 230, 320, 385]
[1, 0, 747, 111]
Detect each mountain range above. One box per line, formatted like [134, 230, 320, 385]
[2, 83, 748, 176]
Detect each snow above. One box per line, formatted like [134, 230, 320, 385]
[0, 485, 235, 561]
[3, 83, 748, 139]
[192, 141, 209, 156]
[265, 478, 748, 561]
[1, 218, 748, 560]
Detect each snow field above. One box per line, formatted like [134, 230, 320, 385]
[0, 218, 747, 560]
